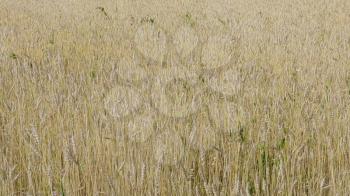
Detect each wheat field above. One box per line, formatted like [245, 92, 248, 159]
[1, 0, 350, 195]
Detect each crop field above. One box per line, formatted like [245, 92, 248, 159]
[1, 0, 350, 195]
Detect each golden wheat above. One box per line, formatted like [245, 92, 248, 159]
[1, 0, 350, 195]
